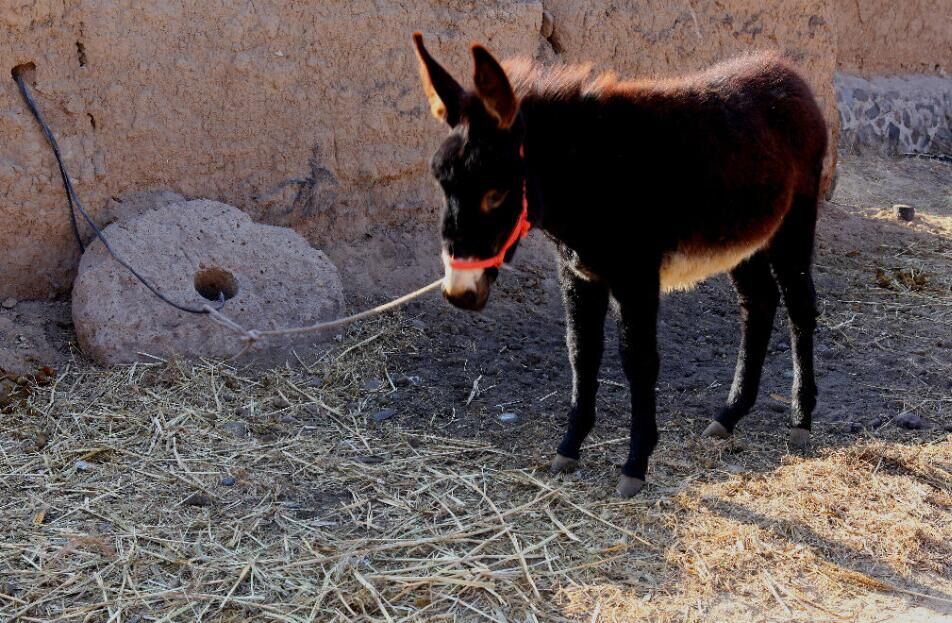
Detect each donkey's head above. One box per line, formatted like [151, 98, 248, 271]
[413, 33, 527, 311]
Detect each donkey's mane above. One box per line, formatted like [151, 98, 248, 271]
[503, 50, 792, 102]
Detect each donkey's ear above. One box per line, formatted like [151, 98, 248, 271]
[413, 33, 464, 126]
[472, 45, 517, 128]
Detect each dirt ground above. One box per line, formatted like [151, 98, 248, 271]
[1, 154, 950, 622]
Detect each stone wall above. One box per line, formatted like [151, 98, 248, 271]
[835, 0, 952, 75]
[836, 73, 952, 155]
[1, 1, 838, 300]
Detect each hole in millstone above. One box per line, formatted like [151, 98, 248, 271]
[194, 267, 239, 302]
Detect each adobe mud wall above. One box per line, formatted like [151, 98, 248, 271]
[1, 1, 839, 301]
[835, 0, 952, 75]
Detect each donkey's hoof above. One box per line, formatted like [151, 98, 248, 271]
[616, 475, 645, 498]
[549, 454, 578, 475]
[788, 427, 811, 449]
[702, 421, 731, 439]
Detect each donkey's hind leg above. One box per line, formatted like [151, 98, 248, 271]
[551, 256, 610, 474]
[703, 251, 779, 439]
[768, 193, 819, 448]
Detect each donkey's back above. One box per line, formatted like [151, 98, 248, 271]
[512, 52, 827, 292]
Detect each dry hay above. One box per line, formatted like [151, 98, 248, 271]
[1, 310, 950, 623]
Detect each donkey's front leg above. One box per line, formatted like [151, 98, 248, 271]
[614, 280, 661, 497]
[550, 258, 609, 474]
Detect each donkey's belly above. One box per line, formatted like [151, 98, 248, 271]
[659, 237, 768, 293]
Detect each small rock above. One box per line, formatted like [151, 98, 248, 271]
[221, 421, 249, 438]
[1, 298, 16, 310]
[362, 378, 384, 392]
[184, 492, 212, 507]
[236, 404, 255, 417]
[394, 374, 421, 388]
[541, 10, 555, 38]
[74, 459, 94, 471]
[893, 204, 915, 221]
[221, 476, 236, 486]
[499, 412, 519, 424]
[373, 409, 397, 422]
[22, 431, 48, 452]
[895, 412, 929, 430]
[831, 421, 862, 434]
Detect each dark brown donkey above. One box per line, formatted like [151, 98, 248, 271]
[413, 34, 827, 497]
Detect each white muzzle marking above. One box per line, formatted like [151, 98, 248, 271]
[441, 251, 484, 297]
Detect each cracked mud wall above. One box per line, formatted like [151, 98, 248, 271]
[1, 1, 840, 300]
[835, 0, 952, 75]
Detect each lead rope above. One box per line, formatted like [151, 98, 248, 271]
[15, 67, 443, 358]
[203, 280, 442, 359]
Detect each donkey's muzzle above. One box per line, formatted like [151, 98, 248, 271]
[441, 252, 495, 311]
[443, 285, 489, 311]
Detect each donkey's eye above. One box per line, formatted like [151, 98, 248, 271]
[481, 189, 509, 213]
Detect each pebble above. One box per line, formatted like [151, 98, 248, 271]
[394, 374, 421, 388]
[74, 459, 94, 471]
[362, 378, 384, 391]
[499, 412, 519, 424]
[221, 421, 249, 438]
[184, 492, 212, 507]
[1, 298, 16, 310]
[373, 408, 397, 422]
[893, 204, 915, 221]
[895, 412, 929, 430]
[221, 476, 236, 486]
[831, 421, 863, 434]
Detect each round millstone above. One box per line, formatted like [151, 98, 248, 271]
[72, 199, 344, 365]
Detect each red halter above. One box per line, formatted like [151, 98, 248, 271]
[447, 147, 532, 271]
